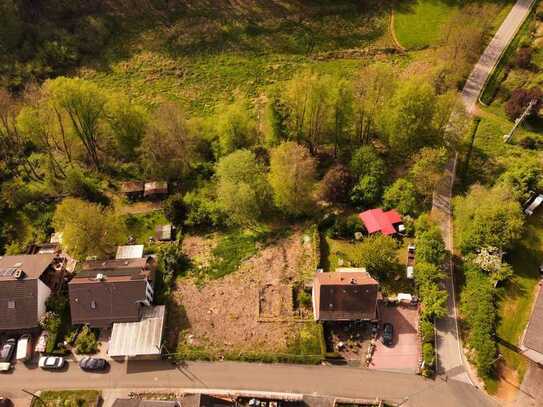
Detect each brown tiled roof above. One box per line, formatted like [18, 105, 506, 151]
[523, 283, 543, 354]
[121, 181, 144, 194]
[0, 279, 39, 330]
[313, 271, 379, 321]
[0, 254, 55, 280]
[69, 278, 147, 327]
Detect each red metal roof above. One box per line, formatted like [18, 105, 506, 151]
[358, 208, 402, 235]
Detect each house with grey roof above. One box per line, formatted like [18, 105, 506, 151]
[68, 257, 156, 328]
[0, 254, 63, 332]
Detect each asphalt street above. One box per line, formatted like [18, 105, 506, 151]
[0, 359, 497, 407]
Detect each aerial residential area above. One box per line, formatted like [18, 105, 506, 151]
[1, 0, 543, 406]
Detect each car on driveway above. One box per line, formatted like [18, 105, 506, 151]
[0, 363, 11, 373]
[79, 357, 108, 372]
[0, 339, 16, 362]
[38, 356, 65, 369]
[382, 323, 394, 346]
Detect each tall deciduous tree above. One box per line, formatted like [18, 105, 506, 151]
[45, 77, 107, 169]
[282, 70, 333, 153]
[382, 81, 438, 156]
[409, 147, 448, 201]
[106, 95, 148, 160]
[353, 63, 396, 145]
[269, 142, 316, 216]
[358, 234, 399, 281]
[215, 97, 256, 157]
[53, 197, 126, 259]
[454, 184, 524, 254]
[139, 102, 197, 181]
[216, 149, 270, 226]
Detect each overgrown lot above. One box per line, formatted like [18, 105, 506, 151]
[31, 390, 101, 407]
[168, 228, 322, 361]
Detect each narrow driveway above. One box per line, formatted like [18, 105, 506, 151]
[461, 0, 536, 113]
[0, 359, 497, 407]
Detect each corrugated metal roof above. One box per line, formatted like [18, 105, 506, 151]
[108, 305, 165, 357]
[116, 245, 144, 260]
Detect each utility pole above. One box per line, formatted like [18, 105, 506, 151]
[503, 98, 538, 143]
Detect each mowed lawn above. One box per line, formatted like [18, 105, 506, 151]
[394, 0, 457, 49]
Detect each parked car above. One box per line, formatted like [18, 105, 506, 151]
[79, 357, 108, 371]
[0, 339, 16, 362]
[0, 397, 13, 407]
[382, 323, 394, 346]
[16, 334, 32, 362]
[0, 363, 11, 373]
[38, 356, 65, 369]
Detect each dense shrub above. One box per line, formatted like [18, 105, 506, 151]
[416, 228, 446, 265]
[420, 318, 434, 343]
[184, 187, 225, 228]
[454, 184, 524, 254]
[75, 325, 98, 354]
[319, 164, 354, 203]
[64, 166, 108, 204]
[350, 175, 381, 208]
[460, 263, 497, 376]
[383, 179, 420, 215]
[163, 193, 188, 228]
[156, 243, 187, 302]
[327, 214, 364, 240]
[505, 87, 543, 121]
[515, 47, 533, 69]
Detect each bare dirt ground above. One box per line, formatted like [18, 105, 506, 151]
[495, 363, 522, 404]
[171, 230, 315, 353]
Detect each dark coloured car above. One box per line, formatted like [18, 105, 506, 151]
[79, 357, 108, 371]
[382, 323, 394, 346]
[0, 339, 16, 362]
[0, 397, 13, 407]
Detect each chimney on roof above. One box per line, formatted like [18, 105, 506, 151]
[95, 273, 105, 281]
[14, 269, 25, 279]
[350, 278, 357, 284]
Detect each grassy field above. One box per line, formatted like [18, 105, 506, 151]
[394, 0, 458, 49]
[79, 1, 394, 114]
[495, 215, 543, 384]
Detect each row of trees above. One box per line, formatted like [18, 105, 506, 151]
[454, 156, 541, 377]
[413, 215, 448, 377]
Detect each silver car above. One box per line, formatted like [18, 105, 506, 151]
[38, 356, 65, 369]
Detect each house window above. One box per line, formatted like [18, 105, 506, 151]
[7, 300, 15, 309]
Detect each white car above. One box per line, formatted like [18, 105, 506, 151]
[38, 356, 65, 369]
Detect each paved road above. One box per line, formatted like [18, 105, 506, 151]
[432, 155, 470, 384]
[432, 0, 537, 385]
[0, 359, 497, 407]
[461, 0, 536, 113]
